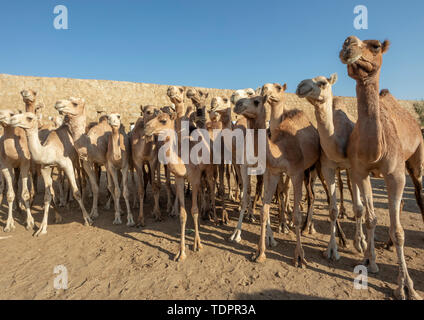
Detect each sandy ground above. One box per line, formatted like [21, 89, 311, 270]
[0, 172, 423, 300]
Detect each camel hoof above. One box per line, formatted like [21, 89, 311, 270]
[3, 225, 15, 233]
[229, 232, 242, 243]
[113, 218, 122, 225]
[293, 247, 308, 268]
[26, 221, 35, 231]
[252, 252, 266, 263]
[354, 237, 367, 254]
[394, 287, 406, 300]
[323, 248, 340, 261]
[174, 251, 187, 262]
[126, 217, 135, 227]
[34, 229, 47, 237]
[136, 220, 145, 228]
[194, 242, 203, 252]
[90, 211, 99, 219]
[364, 259, 379, 273]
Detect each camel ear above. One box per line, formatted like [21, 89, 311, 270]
[223, 98, 228, 104]
[179, 87, 185, 94]
[381, 40, 390, 54]
[170, 112, 177, 121]
[328, 73, 338, 85]
[282, 83, 287, 91]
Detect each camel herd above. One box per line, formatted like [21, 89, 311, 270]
[1, 36, 423, 300]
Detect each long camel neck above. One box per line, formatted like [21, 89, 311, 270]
[355, 74, 383, 163]
[24, 101, 36, 113]
[67, 114, 86, 141]
[110, 126, 122, 162]
[268, 100, 284, 139]
[24, 127, 46, 163]
[220, 110, 232, 129]
[312, 96, 345, 162]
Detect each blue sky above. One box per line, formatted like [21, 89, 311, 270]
[0, 0, 423, 99]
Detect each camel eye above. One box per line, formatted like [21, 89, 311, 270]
[254, 100, 260, 107]
[318, 82, 327, 88]
[160, 119, 167, 125]
[117, 115, 120, 119]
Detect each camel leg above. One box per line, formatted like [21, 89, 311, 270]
[206, 168, 218, 225]
[225, 164, 232, 201]
[302, 168, 316, 235]
[248, 174, 263, 222]
[385, 170, 422, 300]
[164, 165, 174, 213]
[218, 164, 225, 198]
[292, 173, 307, 267]
[62, 161, 92, 226]
[35, 167, 54, 236]
[0, 171, 4, 206]
[174, 177, 187, 262]
[2, 168, 16, 232]
[349, 169, 367, 254]
[135, 164, 146, 227]
[354, 173, 378, 273]
[406, 153, 424, 224]
[107, 165, 122, 225]
[337, 169, 347, 219]
[19, 162, 34, 231]
[191, 180, 203, 252]
[229, 164, 249, 243]
[82, 160, 100, 219]
[151, 161, 162, 221]
[253, 170, 279, 263]
[121, 167, 134, 227]
[56, 168, 66, 207]
[320, 165, 341, 260]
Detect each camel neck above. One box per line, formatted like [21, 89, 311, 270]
[67, 114, 87, 140]
[24, 101, 36, 113]
[24, 127, 45, 163]
[269, 100, 284, 138]
[312, 96, 344, 161]
[110, 126, 122, 162]
[220, 111, 232, 129]
[355, 75, 383, 162]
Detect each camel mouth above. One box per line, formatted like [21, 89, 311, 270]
[295, 84, 312, 98]
[342, 54, 362, 65]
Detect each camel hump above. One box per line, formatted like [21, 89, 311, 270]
[282, 108, 304, 120]
[379, 89, 390, 97]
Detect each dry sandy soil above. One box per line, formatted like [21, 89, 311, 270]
[0, 172, 423, 300]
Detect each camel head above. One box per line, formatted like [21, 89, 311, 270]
[234, 95, 266, 119]
[296, 74, 338, 106]
[144, 112, 176, 137]
[160, 104, 176, 117]
[167, 86, 185, 104]
[55, 97, 86, 117]
[107, 113, 121, 128]
[261, 83, 287, 106]
[141, 105, 160, 123]
[186, 88, 209, 107]
[0, 109, 19, 126]
[339, 36, 390, 81]
[9, 112, 38, 130]
[20, 89, 37, 103]
[230, 88, 256, 105]
[211, 97, 230, 114]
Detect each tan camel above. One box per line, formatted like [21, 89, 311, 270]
[144, 110, 216, 262]
[235, 85, 321, 266]
[296, 75, 364, 259]
[57, 101, 112, 219]
[0, 109, 34, 232]
[9, 108, 92, 236]
[340, 36, 424, 299]
[227, 88, 265, 243]
[105, 113, 135, 226]
[130, 104, 168, 227]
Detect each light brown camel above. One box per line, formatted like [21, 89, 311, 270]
[234, 86, 320, 266]
[340, 36, 424, 299]
[57, 101, 112, 219]
[185, 88, 219, 222]
[105, 113, 135, 226]
[296, 74, 363, 259]
[0, 109, 34, 232]
[144, 110, 215, 261]
[130, 104, 168, 227]
[227, 88, 265, 243]
[9, 109, 92, 236]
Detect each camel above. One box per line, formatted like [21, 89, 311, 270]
[0, 109, 34, 232]
[144, 109, 216, 261]
[105, 113, 135, 226]
[340, 36, 424, 299]
[234, 84, 321, 266]
[57, 102, 112, 219]
[296, 74, 362, 260]
[130, 104, 169, 227]
[9, 108, 92, 236]
[226, 88, 265, 243]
